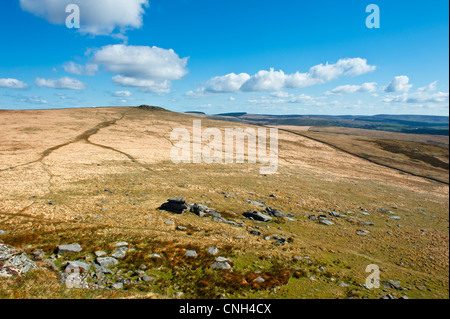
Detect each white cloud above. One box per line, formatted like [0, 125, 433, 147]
[249, 92, 325, 106]
[325, 82, 377, 95]
[383, 89, 448, 106]
[93, 44, 188, 93]
[0, 78, 28, 89]
[113, 90, 132, 97]
[418, 81, 438, 93]
[35, 76, 87, 90]
[20, 96, 48, 104]
[385, 76, 413, 93]
[94, 45, 188, 80]
[112, 75, 171, 94]
[63, 62, 98, 76]
[19, 0, 149, 37]
[188, 58, 375, 96]
[205, 73, 251, 93]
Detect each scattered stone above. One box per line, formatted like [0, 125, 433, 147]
[329, 211, 340, 217]
[247, 200, 265, 207]
[32, 249, 44, 261]
[383, 280, 404, 290]
[57, 244, 83, 254]
[111, 282, 123, 290]
[210, 261, 232, 270]
[0, 230, 5, 235]
[207, 247, 219, 255]
[308, 215, 317, 220]
[165, 220, 174, 225]
[216, 256, 232, 262]
[149, 253, 162, 259]
[254, 277, 265, 283]
[65, 261, 90, 273]
[234, 235, 246, 239]
[249, 230, 262, 236]
[177, 225, 187, 231]
[184, 250, 198, 258]
[265, 207, 286, 218]
[390, 216, 402, 220]
[243, 211, 272, 222]
[319, 220, 334, 226]
[359, 221, 375, 226]
[112, 246, 128, 259]
[96, 257, 119, 268]
[357, 230, 371, 236]
[338, 281, 350, 287]
[0, 244, 38, 277]
[113, 242, 129, 248]
[95, 251, 107, 257]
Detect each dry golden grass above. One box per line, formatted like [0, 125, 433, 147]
[0, 107, 448, 299]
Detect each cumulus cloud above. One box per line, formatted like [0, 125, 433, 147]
[113, 90, 132, 97]
[383, 80, 448, 106]
[418, 80, 438, 93]
[325, 82, 377, 95]
[63, 62, 98, 76]
[187, 58, 375, 96]
[92, 44, 188, 93]
[0, 78, 28, 89]
[35, 76, 87, 90]
[385, 76, 413, 93]
[112, 75, 171, 94]
[19, 0, 149, 37]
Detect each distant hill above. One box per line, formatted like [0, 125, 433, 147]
[201, 113, 449, 136]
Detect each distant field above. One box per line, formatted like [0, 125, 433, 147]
[275, 126, 449, 184]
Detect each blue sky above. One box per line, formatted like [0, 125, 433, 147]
[0, 0, 448, 115]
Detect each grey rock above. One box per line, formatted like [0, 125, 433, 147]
[359, 221, 375, 226]
[32, 249, 44, 261]
[160, 198, 188, 214]
[93, 263, 113, 274]
[168, 197, 187, 204]
[265, 207, 286, 218]
[207, 247, 219, 255]
[338, 281, 350, 287]
[111, 282, 124, 290]
[184, 250, 198, 258]
[319, 220, 334, 226]
[65, 261, 91, 273]
[96, 257, 119, 268]
[254, 277, 265, 283]
[243, 211, 272, 222]
[210, 261, 232, 270]
[112, 246, 128, 259]
[149, 253, 162, 259]
[142, 274, 155, 282]
[249, 230, 262, 236]
[247, 200, 265, 207]
[113, 242, 129, 248]
[0, 244, 38, 277]
[57, 244, 82, 254]
[95, 251, 107, 257]
[177, 225, 187, 231]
